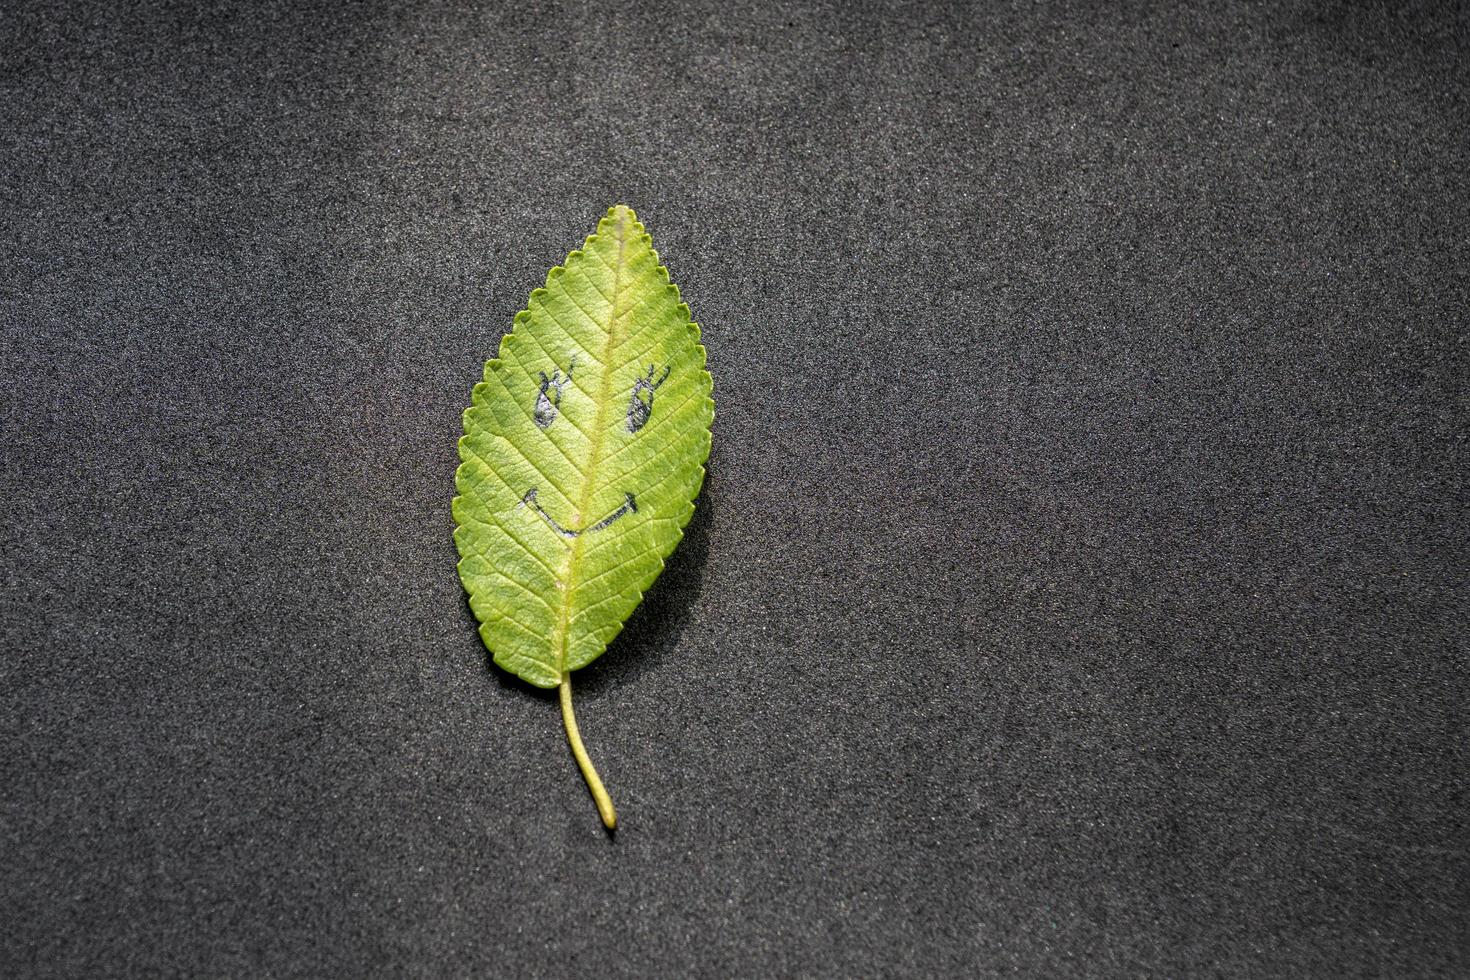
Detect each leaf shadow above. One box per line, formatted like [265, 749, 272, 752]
[474, 468, 716, 704]
[577, 474, 714, 697]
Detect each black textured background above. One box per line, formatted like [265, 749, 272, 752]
[3, 1, 1466, 977]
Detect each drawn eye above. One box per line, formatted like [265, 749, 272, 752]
[533, 355, 575, 429]
[626, 364, 670, 433]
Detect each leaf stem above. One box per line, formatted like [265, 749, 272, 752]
[559, 671, 617, 830]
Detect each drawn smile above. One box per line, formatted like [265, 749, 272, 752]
[517, 487, 637, 539]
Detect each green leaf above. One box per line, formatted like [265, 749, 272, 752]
[452, 205, 714, 828]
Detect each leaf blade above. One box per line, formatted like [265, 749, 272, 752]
[454, 205, 714, 689]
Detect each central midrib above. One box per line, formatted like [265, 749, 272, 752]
[552, 210, 628, 675]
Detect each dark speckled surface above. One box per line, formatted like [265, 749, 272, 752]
[2, 1, 1466, 976]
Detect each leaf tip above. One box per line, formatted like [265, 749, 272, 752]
[601, 203, 645, 241]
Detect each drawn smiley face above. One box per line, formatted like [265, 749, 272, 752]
[518, 356, 670, 539]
